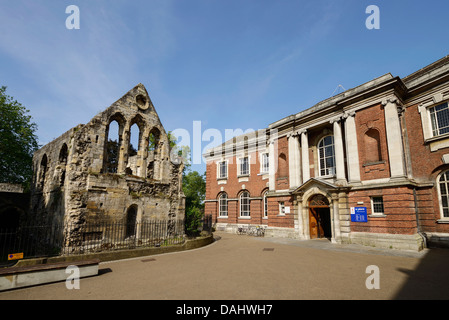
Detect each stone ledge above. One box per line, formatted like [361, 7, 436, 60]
[0, 259, 99, 292]
[7, 235, 214, 268]
[346, 232, 425, 251]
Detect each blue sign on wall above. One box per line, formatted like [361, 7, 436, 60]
[351, 207, 368, 222]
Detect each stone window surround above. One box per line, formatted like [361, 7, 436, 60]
[418, 91, 449, 151]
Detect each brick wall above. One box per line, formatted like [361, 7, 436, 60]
[355, 103, 391, 180]
[348, 186, 417, 235]
[404, 103, 449, 234]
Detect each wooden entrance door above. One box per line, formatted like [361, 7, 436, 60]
[309, 208, 324, 239]
[308, 195, 331, 239]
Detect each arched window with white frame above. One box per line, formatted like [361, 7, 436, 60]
[219, 193, 228, 217]
[438, 170, 449, 219]
[318, 135, 336, 177]
[239, 191, 250, 217]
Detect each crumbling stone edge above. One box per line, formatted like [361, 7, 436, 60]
[10, 234, 215, 268]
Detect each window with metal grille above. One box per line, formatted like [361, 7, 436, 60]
[218, 161, 227, 178]
[371, 197, 384, 215]
[240, 191, 250, 217]
[430, 102, 449, 136]
[219, 193, 228, 217]
[279, 201, 285, 215]
[239, 157, 249, 176]
[318, 135, 336, 176]
[439, 171, 449, 218]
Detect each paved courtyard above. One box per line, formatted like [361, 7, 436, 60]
[1, 231, 448, 300]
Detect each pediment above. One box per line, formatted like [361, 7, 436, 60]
[292, 178, 348, 195]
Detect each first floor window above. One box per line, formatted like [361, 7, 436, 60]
[239, 157, 249, 176]
[240, 191, 250, 216]
[218, 161, 227, 178]
[439, 171, 449, 218]
[371, 197, 384, 215]
[430, 102, 449, 137]
[219, 193, 228, 217]
[318, 135, 336, 176]
[261, 153, 269, 173]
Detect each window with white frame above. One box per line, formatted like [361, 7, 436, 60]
[261, 153, 269, 173]
[218, 161, 227, 179]
[438, 171, 449, 218]
[219, 193, 228, 217]
[263, 191, 268, 218]
[279, 201, 285, 215]
[371, 197, 384, 215]
[430, 102, 449, 137]
[318, 135, 336, 176]
[240, 191, 250, 217]
[239, 156, 249, 176]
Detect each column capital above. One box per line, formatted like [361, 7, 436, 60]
[343, 110, 356, 119]
[330, 116, 342, 124]
[382, 97, 406, 117]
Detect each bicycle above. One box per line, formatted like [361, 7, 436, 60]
[237, 226, 247, 235]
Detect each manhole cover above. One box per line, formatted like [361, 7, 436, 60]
[263, 248, 274, 251]
[141, 258, 156, 262]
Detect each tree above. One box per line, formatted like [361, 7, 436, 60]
[0, 86, 39, 189]
[183, 170, 206, 236]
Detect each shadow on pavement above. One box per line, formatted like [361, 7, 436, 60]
[394, 248, 449, 299]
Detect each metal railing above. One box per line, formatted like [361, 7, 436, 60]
[0, 219, 186, 265]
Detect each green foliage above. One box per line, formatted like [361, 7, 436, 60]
[185, 206, 203, 236]
[0, 86, 39, 189]
[182, 169, 206, 237]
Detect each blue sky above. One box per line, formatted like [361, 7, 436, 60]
[1, 0, 449, 174]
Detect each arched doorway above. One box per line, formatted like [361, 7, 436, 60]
[308, 194, 331, 239]
[125, 206, 138, 238]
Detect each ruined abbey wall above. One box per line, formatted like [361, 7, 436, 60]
[29, 84, 185, 233]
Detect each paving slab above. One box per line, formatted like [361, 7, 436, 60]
[0, 231, 448, 300]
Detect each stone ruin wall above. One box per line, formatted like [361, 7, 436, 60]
[30, 84, 185, 239]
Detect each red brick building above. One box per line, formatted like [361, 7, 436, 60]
[204, 55, 449, 250]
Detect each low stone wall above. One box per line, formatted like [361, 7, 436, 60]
[346, 232, 426, 251]
[10, 234, 215, 267]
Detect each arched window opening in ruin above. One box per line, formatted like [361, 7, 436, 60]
[278, 153, 288, 178]
[125, 206, 138, 238]
[104, 120, 121, 173]
[126, 123, 141, 176]
[59, 144, 68, 186]
[147, 127, 161, 179]
[40, 154, 48, 188]
[148, 127, 161, 153]
[364, 128, 382, 163]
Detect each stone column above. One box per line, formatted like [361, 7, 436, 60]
[331, 192, 341, 244]
[268, 139, 276, 191]
[288, 133, 301, 189]
[343, 111, 361, 184]
[332, 118, 346, 184]
[301, 130, 310, 182]
[382, 98, 406, 179]
[296, 194, 305, 239]
[118, 123, 130, 174]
